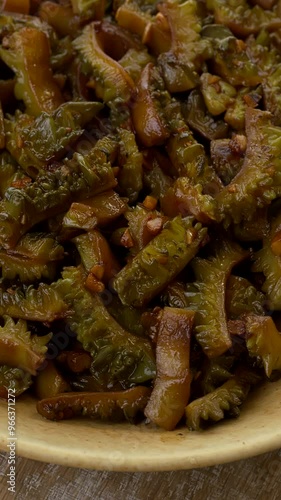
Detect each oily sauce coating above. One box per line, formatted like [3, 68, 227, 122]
[1, 0, 281, 431]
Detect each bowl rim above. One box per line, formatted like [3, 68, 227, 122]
[1, 381, 281, 471]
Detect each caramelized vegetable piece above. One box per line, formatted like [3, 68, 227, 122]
[71, 0, 105, 17]
[37, 386, 151, 421]
[56, 266, 156, 386]
[39, 2, 82, 38]
[142, 11, 171, 56]
[131, 63, 170, 147]
[125, 204, 165, 253]
[184, 90, 229, 141]
[0, 27, 64, 116]
[216, 109, 281, 225]
[161, 178, 218, 224]
[0, 136, 117, 248]
[114, 216, 208, 308]
[63, 190, 127, 230]
[157, 0, 212, 93]
[185, 367, 261, 430]
[73, 230, 120, 282]
[57, 350, 92, 374]
[1, 0, 30, 15]
[200, 73, 236, 116]
[245, 315, 281, 376]
[0, 232, 64, 282]
[161, 281, 190, 309]
[116, 0, 151, 38]
[210, 36, 261, 87]
[206, 0, 281, 37]
[210, 137, 245, 186]
[144, 307, 194, 431]
[34, 361, 70, 400]
[0, 365, 32, 398]
[5, 101, 103, 176]
[0, 316, 51, 375]
[73, 22, 134, 103]
[94, 20, 144, 61]
[188, 238, 248, 357]
[224, 86, 262, 130]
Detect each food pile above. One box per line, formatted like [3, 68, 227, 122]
[1, 0, 281, 431]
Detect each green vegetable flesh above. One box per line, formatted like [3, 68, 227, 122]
[73, 23, 134, 103]
[246, 315, 281, 376]
[186, 367, 261, 431]
[0, 137, 117, 248]
[0, 282, 67, 322]
[114, 216, 208, 308]
[188, 238, 248, 358]
[0, 232, 64, 282]
[216, 109, 281, 225]
[226, 275, 265, 319]
[56, 266, 156, 387]
[5, 102, 103, 177]
[0, 316, 51, 375]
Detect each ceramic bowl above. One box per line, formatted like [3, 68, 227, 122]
[1, 379, 281, 471]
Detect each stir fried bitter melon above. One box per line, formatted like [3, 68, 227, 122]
[1, 0, 281, 432]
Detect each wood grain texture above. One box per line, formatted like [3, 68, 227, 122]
[1, 450, 281, 500]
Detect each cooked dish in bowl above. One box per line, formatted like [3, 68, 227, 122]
[1, 0, 281, 437]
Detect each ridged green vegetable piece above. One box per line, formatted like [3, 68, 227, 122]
[198, 356, 234, 395]
[188, 238, 248, 357]
[0, 316, 51, 375]
[252, 219, 281, 311]
[0, 232, 64, 282]
[114, 216, 208, 308]
[73, 23, 134, 103]
[118, 128, 143, 203]
[246, 315, 281, 377]
[157, 0, 212, 93]
[206, 0, 281, 37]
[0, 137, 117, 248]
[56, 266, 156, 386]
[186, 367, 261, 430]
[5, 102, 103, 177]
[0, 282, 67, 322]
[216, 108, 281, 225]
[119, 48, 153, 82]
[161, 178, 218, 224]
[225, 275, 265, 319]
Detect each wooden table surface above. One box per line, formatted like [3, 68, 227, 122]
[1, 449, 281, 500]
